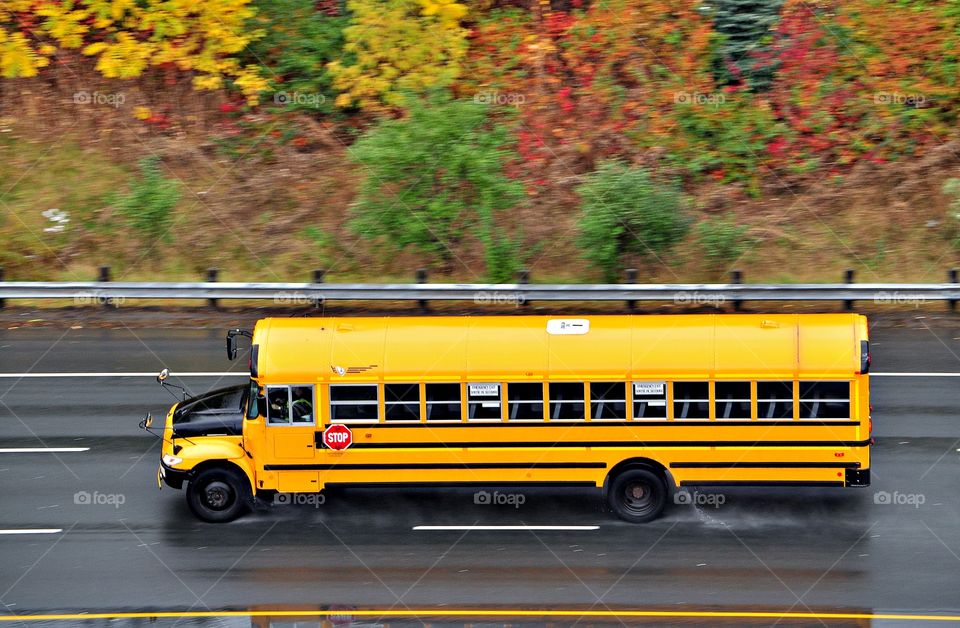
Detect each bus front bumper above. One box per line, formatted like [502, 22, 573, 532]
[158, 462, 191, 490]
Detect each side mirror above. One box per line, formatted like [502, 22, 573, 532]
[157, 368, 170, 383]
[226, 328, 252, 361]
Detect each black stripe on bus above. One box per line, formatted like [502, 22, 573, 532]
[264, 462, 607, 471]
[323, 481, 597, 488]
[670, 461, 861, 469]
[346, 420, 857, 428]
[332, 439, 872, 449]
[680, 480, 845, 487]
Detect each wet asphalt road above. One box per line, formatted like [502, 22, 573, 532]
[0, 325, 958, 622]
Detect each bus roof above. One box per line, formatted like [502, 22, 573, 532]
[251, 313, 868, 382]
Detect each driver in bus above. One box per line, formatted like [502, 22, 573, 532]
[291, 387, 313, 423]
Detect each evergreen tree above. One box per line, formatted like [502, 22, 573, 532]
[710, 0, 784, 91]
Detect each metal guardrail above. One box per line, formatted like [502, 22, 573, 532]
[0, 281, 959, 303]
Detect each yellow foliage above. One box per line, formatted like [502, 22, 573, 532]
[0, 0, 267, 103]
[329, 0, 468, 112]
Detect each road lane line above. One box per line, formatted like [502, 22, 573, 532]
[0, 529, 62, 535]
[414, 525, 599, 531]
[2, 609, 960, 622]
[0, 372, 245, 378]
[0, 448, 89, 453]
[872, 372, 960, 376]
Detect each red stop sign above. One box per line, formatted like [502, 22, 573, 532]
[323, 424, 353, 450]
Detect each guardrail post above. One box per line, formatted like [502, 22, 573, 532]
[730, 270, 743, 312]
[416, 269, 429, 313]
[312, 269, 326, 309]
[624, 268, 637, 311]
[98, 266, 116, 309]
[517, 269, 529, 308]
[0, 267, 5, 309]
[206, 268, 219, 309]
[950, 269, 958, 312]
[844, 269, 855, 312]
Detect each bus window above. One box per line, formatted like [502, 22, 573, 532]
[590, 382, 626, 420]
[468, 383, 502, 420]
[758, 381, 794, 419]
[673, 382, 709, 420]
[714, 381, 751, 420]
[425, 383, 461, 421]
[267, 386, 292, 424]
[385, 383, 420, 421]
[800, 381, 850, 419]
[632, 381, 667, 419]
[330, 384, 379, 422]
[507, 383, 544, 421]
[290, 385, 315, 424]
[549, 383, 585, 420]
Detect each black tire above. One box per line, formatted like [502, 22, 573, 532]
[186, 467, 250, 523]
[607, 468, 667, 523]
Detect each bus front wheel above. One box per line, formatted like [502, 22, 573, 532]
[608, 468, 667, 523]
[186, 467, 250, 523]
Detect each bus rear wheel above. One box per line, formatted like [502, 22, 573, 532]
[186, 467, 250, 523]
[608, 468, 667, 523]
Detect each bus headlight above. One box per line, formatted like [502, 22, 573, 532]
[162, 453, 183, 467]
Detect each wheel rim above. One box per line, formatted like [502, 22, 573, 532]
[202, 480, 234, 511]
[621, 480, 655, 516]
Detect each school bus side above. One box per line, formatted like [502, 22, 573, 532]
[158, 313, 870, 523]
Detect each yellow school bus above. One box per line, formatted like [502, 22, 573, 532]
[151, 314, 872, 523]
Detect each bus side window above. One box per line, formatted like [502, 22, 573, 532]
[758, 381, 794, 419]
[425, 383, 461, 421]
[267, 385, 291, 424]
[714, 381, 751, 420]
[673, 382, 709, 419]
[330, 384, 379, 422]
[467, 383, 502, 420]
[385, 383, 420, 421]
[549, 382, 585, 420]
[632, 381, 667, 419]
[799, 381, 850, 419]
[590, 382, 626, 420]
[290, 385, 315, 424]
[507, 383, 544, 421]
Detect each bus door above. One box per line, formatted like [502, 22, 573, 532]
[263, 384, 319, 493]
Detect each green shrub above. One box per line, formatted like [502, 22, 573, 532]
[109, 157, 181, 243]
[348, 96, 524, 280]
[246, 0, 349, 116]
[576, 161, 690, 281]
[695, 213, 754, 272]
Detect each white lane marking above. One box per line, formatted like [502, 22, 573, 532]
[413, 525, 600, 531]
[871, 373, 960, 377]
[0, 529, 62, 535]
[0, 372, 245, 378]
[0, 448, 89, 453]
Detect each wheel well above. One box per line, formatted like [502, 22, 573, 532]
[604, 458, 674, 495]
[190, 460, 252, 492]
